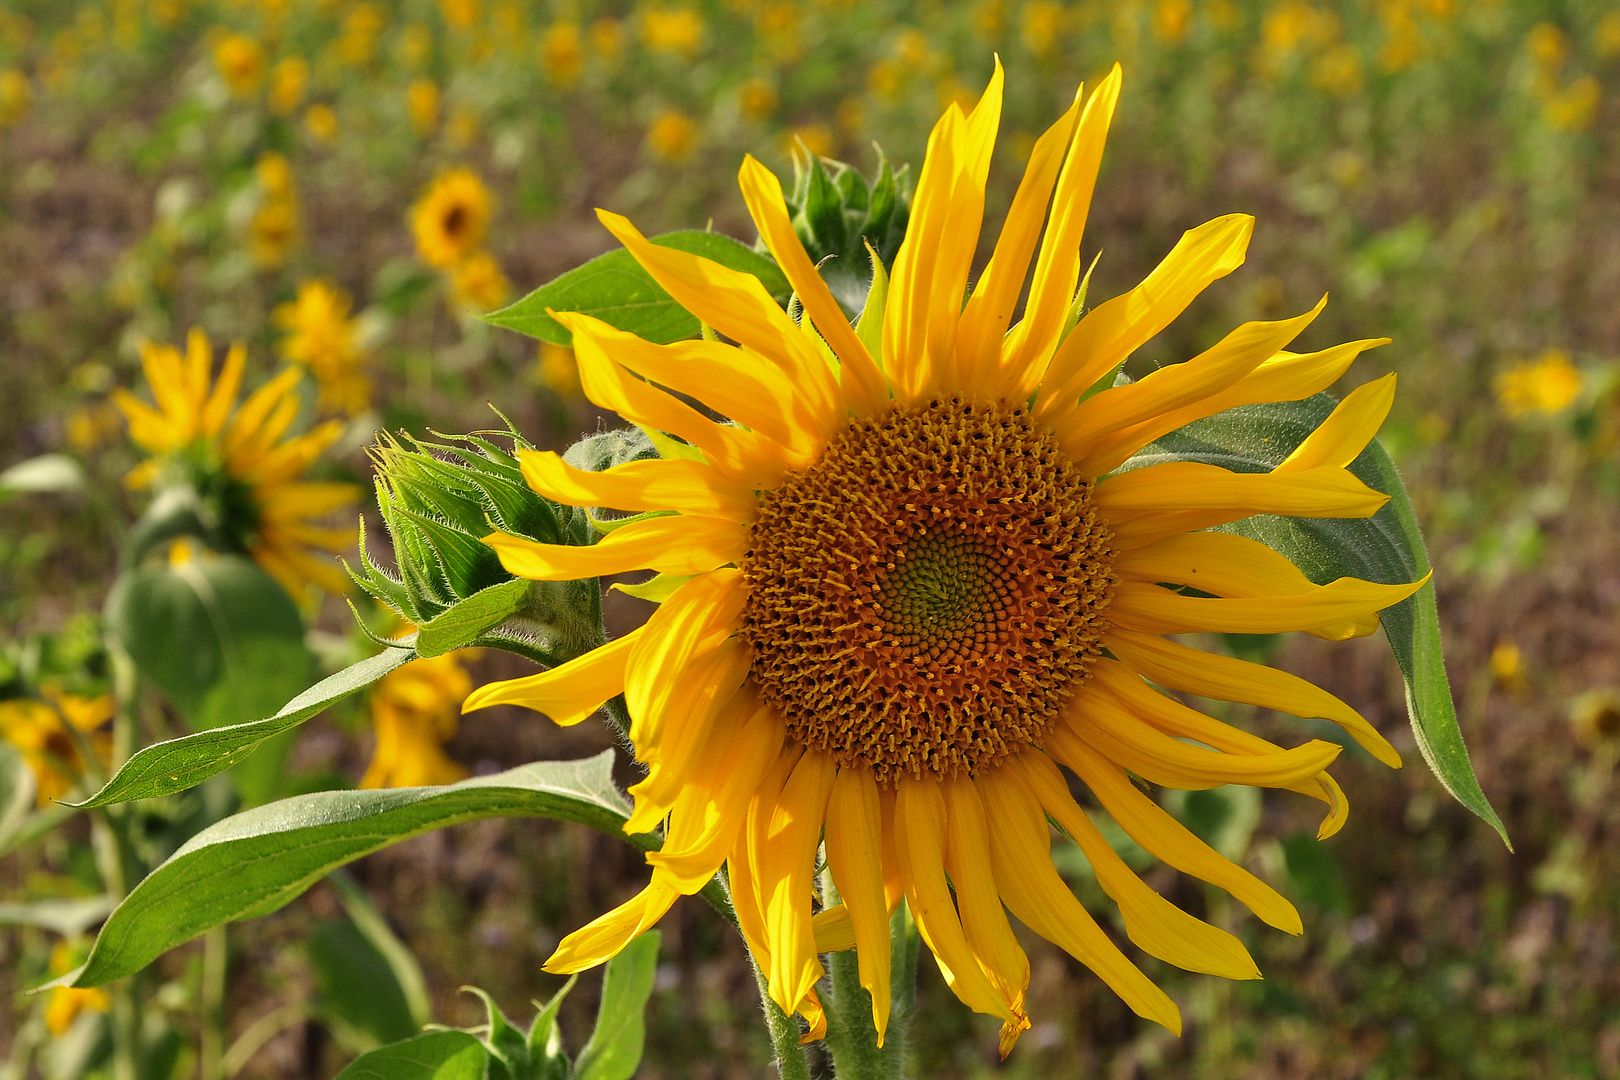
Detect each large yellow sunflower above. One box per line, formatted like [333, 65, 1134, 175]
[463, 63, 1421, 1050]
[114, 329, 359, 604]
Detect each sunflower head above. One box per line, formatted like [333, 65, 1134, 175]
[411, 167, 493, 269]
[273, 279, 370, 417]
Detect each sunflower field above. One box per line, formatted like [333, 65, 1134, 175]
[3, 0, 1619, 1078]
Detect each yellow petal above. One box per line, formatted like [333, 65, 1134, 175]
[737, 155, 889, 418]
[1108, 574, 1427, 636]
[974, 766, 1182, 1033]
[484, 515, 745, 581]
[461, 627, 642, 723]
[517, 449, 758, 520]
[201, 343, 246, 439]
[544, 881, 678, 974]
[1104, 626, 1400, 768]
[1000, 66, 1122, 401]
[883, 102, 962, 405]
[1094, 462, 1389, 524]
[955, 84, 1083, 399]
[894, 777, 1018, 1022]
[760, 748, 835, 1016]
[1045, 728, 1302, 933]
[1006, 752, 1261, 980]
[811, 903, 856, 953]
[732, 745, 806, 975]
[624, 568, 746, 751]
[1059, 298, 1327, 464]
[823, 764, 893, 1045]
[940, 777, 1031, 1027]
[1276, 372, 1397, 472]
[1035, 213, 1254, 425]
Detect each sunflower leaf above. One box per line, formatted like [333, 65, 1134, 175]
[485, 231, 790, 346]
[414, 578, 532, 658]
[1131, 394, 1508, 847]
[332, 1031, 488, 1080]
[72, 643, 416, 808]
[71, 752, 640, 986]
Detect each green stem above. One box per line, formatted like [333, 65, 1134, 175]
[199, 926, 228, 1080]
[99, 644, 143, 1080]
[749, 955, 813, 1080]
[820, 867, 918, 1080]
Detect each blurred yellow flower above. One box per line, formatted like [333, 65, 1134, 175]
[1020, 1, 1064, 58]
[641, 6, 705, 59]
[540, 21, 584, 88]
[45, 942, 109, 1034]
[65, 401, 124, 453]
[449, 250, 511, 313]
[0, 689, 113, 805]
[787, 122, 833, 160]
[894, 27, 930, 67]
[113, 328, 359, 602]
[337, 3, 386, 66]
[401, 22, 433, 67]
[1570, 688, 1620, 750]
[590, 17, 625, 60]
[1543, 75, 1600, 132]
[304, 102, 338, 143]
[257, 149, 294, 199]
[214, 33, 266, 97]
[447, 103, 480, 147]
[534, 342, 582, 400]
[268, 56, 308, 115]
[868, 58, 905, 101]
[1599, 13, 1620, 61]
[407, 78, 440, 136]
[974, 0, 1006, 39]
[1490, 640, 1526, 694]
[738, 76, 778, 122]
[1312, 43, 1364, 97]
[411, 167, 493, 269]
[1493, 350, 1583, 418]
[362, 649, 473, 789]
[1525, 22, 1567, 70]
[756, 1, 803, 63]
[0, 69, 30, 128]
[274, 280, 370, 416]
[249, 151, 299, 268]
[439, 0, 481, 31]
[646, 109, 699, 163]
[835, 97, 864, 137]
[1153, 0, 1192, 45]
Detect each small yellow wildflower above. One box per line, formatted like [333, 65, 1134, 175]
[534, 342, 582, 400]
[1599, 13, 1620, 61]
[738, 77, 778, 123]
[1021, 0, 1064, 58]
[449, 251, 511, 313]
[1490, 640, 1526, 694]
[304, 102, 338, 143]
[645, 109, 698, 164]
[268, 56, 308, 115]
[1526, 22, 1567, 70]
[1494, 350, 1583, 418]
[1543, 76, 1600, 132]
[0, 689, 113, 805]
[65, 402, 124, 453]
[362, 649, 473, 789]
[274, 280, 370, 416]
[1312, 43, 1364, 97]
[756, 1, 802, 63]
[411, 167, 493, 269]
[0, 69, 30, 128]
[214, 33, 266, 97]
[787, 123, 834, 160]
[407, 78, 440, 136]
[1153, 0, 1192, 46]
[337, 3, 386, 67]
[257, 150, 294, 200]
[113, 328, 359, 602]
[641, 7, 705, 59]
[439, 0, 481, 31]
[44, 942, 110, 1035]
[249, 152, 299, 268]
[540, 22, 584, 88]
[1570, 689, 1620, 750]
[590, 17, 625, 60]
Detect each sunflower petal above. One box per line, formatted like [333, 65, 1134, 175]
[544, 880, 679, 974]
[940, 777, 1031, 1033]
[761, 749, 836, 1016]
[517, 450, 758, 519]
[461, 626, 643, 723]
[824, 764, 894, 1044]
[1108, 574, 1428, 636]
[1095, 462, 1389, 523]
[1276, 372, 1397, 472]
[484, 515, 746, 580]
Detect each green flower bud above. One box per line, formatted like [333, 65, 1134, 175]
[780, 147, 912, 314]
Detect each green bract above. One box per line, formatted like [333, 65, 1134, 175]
[779, 149, 912, 314]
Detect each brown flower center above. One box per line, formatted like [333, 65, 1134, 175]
[739, 397, 1116, 783]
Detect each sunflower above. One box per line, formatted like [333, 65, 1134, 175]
[411, 167, 493, 270]
[463, 63, 1420, 1049]
[0, 687, 113, 805]
[274, 279, 371, 416]
[361, 645, 473, 789]
[114, 329, 359, 604]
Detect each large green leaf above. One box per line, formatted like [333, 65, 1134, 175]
[105, 555, 313, 731]
[309, 917, 421, 1050]
[573, 930, 660, 1080]
[333, 1031, 488, 1080]
[484, 230, 791, 347]
[73, 643, 417, 808]
[1131, 393, 1507, 845]
[74, 752, 642, 986]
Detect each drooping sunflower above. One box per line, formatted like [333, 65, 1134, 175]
[410, 167, 493, 270]
[114, 329, 359, 604]
[362, 642, 474, 789]
[464, 64, 1420, 1048]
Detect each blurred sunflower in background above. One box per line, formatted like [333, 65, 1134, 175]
[411, 167, 492, 270]
[465, 63, 1421, 1049]
[0, 686, 113, 805]
[274, 279, 371, 416]
[362, 642, 474, 789]
[114, 328, 359, 604]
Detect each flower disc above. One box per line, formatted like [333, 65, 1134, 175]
[740, 396, 1117, 783]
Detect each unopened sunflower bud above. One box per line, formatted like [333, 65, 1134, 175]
[779, 147, 911, 313]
